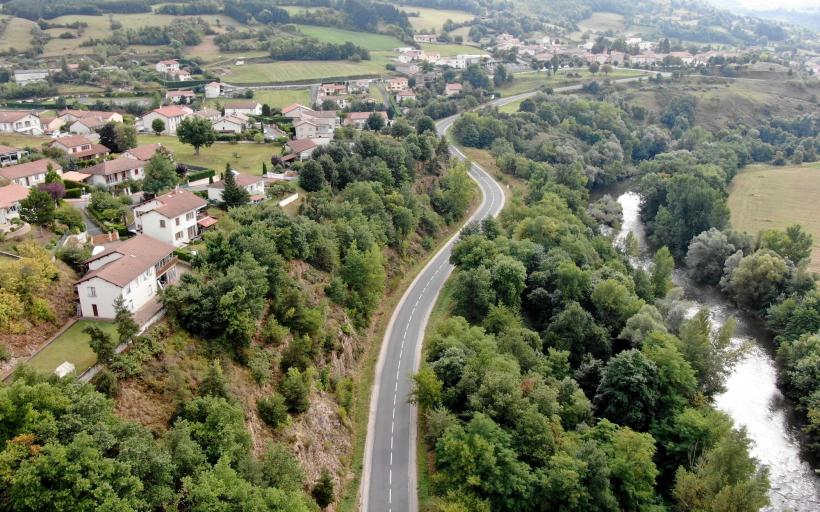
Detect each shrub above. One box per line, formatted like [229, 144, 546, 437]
[257, 393, 288, 428]
[0, 343, 9, 362]
[281, 367, 309, 413]
[248, 346, 276, 385]
[261, 317, 289, 346]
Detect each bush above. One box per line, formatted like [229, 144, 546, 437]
[248, 346, 275, 385]
[186, 169, 215, 183]
[281, 367, 309, 413]
[261, 317, 289, 346]
[57, 244, 91, 271]
[93, 368, 119, 397]
[0, 343, 9, 362]
[257, 393, 288, 428]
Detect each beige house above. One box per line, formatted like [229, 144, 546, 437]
[140, 106, 193, 135]
[83, 158, 146, 188]
[0, 159, 62, 187]
[0, 110, 43, 135]
[133, 189, 208, 247]
[0, 183, 29, 224]
[49, 135, 110, 161]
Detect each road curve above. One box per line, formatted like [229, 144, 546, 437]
[360, 73, 655, 512]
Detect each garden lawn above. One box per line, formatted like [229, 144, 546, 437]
[246, 88, 311, 109]
[219, 53, 393, 84]
[137, 135, 282, 176]
[28, 320, 118, 376]
[398, 5, 474, 32]
[295, 25, 404, 51]
[728, 163, 820, 273]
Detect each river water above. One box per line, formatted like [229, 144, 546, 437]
[610, 188, 820, 511]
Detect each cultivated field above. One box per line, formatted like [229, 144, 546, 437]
[295, 25, 404, 51]
[218, 53, 393, 84]
[397, 4, 474, 31]
[137, 135, 282, 175]
[728, 163, 820, 272]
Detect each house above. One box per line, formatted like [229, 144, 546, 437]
[39, 116, 65, 134]
[83, 158, 146, 188]
[0, 145, 25, 166]
[204, 82, 222, 99]
[0, 184, 29, 224]
[123, 143, 172, 162]
[69, 117, 110, 135]
[286, 139, 318, 161]
[207, 172, 265, 203]
[155, 59, 180, 73]
[165, 90, 196, 104]
[264, 124, 288, 141]
[282, 103, 315, 119]
[49, 135, 110, 161]
[167, 69, 192, 81]
[213, 115, 248, 134]
[668, 51, 695, 65]
[13, 69, 49, 85]
[344, 111, 388, 129]
[319, 83, 347, 96]
[294, 111, 337, 140]
[396, 89, 416, 103]
[608, 51, 627, 65]
[414, 34, 437, 43]
[631, 52, 659, 66]
[133, 189, 208, 247]
[0, 159, 62, 187]
[387, 77, 409, 92]
[224, 100, 262, 116]
[347, 79, 370, 94]
[0, 110, 43, 135]
[193, 108, 222, 123]
[444, 83, 462, 96]
[76, 234, 179, 318]
[140, 106, 193, 135]
[58, 110, 123, 124]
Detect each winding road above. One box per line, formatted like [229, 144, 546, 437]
[360, 73, 656, 512]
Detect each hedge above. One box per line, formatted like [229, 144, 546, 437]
[64, 189, 83, 199]
[186, 169, 215, 182]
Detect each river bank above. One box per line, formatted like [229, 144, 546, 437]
[607, 185, 820, 511]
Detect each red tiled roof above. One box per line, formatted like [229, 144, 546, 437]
[0, 110, 35, 124]
[150, 189, 207, 218]
[50, 135, 94, 149]
[79, 234, 175, 287]
[209, 172, 263, 189]
[225, 100, 260, 109]
[286, 139, 317, 154]
[0, 159, 61, 180]
[0, 184, 30, 208]
[282, 103, 310, 114]
[151, 106, 192, 118]
[83, 158, 145, 176]
[0, 145, 19, 154]
[73, 144, 111, 159]
[198, 216, 218, 228]
[124, 143, 170, 161]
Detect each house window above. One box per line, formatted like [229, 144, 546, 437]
[159, 219, 165, 228]
[87, 286, 96, 297]
[124, 284, 131, 295]
[186, 212, 194, 221]
[175, 217, 180, 226]
[175, 231, 183, 240]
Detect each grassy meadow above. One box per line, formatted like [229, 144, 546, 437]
[0, 15, 36, 52]
[249, 88, 312, 108]
[137, 135, 281, 175]
[295, 25, 404, 51]
[577, 12, 626, 33]
[728, 163, 820, 273]
[497, 68, 648, 97]
[218, 53, 392, 84]
[397, 4, 474, 32]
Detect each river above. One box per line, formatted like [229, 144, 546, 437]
[606, 186, 820, 511]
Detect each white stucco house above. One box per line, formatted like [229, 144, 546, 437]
[140, 106, 193, 135]
[155, 60, 180, 73]
[0, 183, 30, 224]
[285, 138, 318, 161]
[0, 159, 62, 187]
[207, 172, 265, 203]
[204, 82, 222, 99]
[83, 158, 146, 188]
[0, 110, 43, 135]
[133, 189, 208, 247]
[76, 234, 178, 318]
[0, 145, 26, 166]
[213, 115, 248, 134]
[224, 100, 262, 116]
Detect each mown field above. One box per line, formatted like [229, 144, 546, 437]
[728, 163, 820, 273]
[420, 42, 483, 57]
[28, 320, 118, 376]
[295, 25, 404, 51]
[218, 52, 393, 84]
[497, 68, 648, 99]
[0, 15, 36, 52]
[249, 88, 312, 108]
[397, 4, 474, 31]
[136, 135, 281, 175]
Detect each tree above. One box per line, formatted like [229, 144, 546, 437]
[677, 309, 742, 396]
[142, 153, 178, 195]
[591, 279, 644, 334]
[589, 62, 600, 74]
[221, 170, 250, 208]
[686, 228, 737, 285]
[452, 266, 495, 323]
[595, 349, 661, 431]
[726, 250, 790, 311]
[98, 121, 136, 153]
[652, 246, 675, 299]
[366, 112, 385, 131]
[113, 297, 138, 345]
[85, 324, 117, 365]
[44, 165, 61, 184]
[758, 224, 812, 265]
[281, 367, 309, 413]
[544, 301, 611, 364]
[19, 188, 55, 226]
[311, 469, 334, 509]
[619, 304, 667, 347]
[490, 255, 526, 309]
[151, 118, 165, 136]
[257, 393, 288, 428]
[462, 64, 490, 89]
[601, 63, 613, 76]
[200, 359, 229, 398]
[411, 366, 442, 411]
[299, 161, 326, 192]
[177, 116, 216, 155]
[416, 116, 435, 134]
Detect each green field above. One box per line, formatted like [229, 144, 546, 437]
[137, 135, 282, 175]
[398, 4, 474, 31]
[218, 52, 392, 84]
[247, 88, 312, 108]
[421, 42, 482, 57]
[28, 320, 118, 375]
[728, 163, 820, 273]
[497, 68, 648, 97]
[0, 15, 36, 52]
[577, 11, 626, 33]
[295, 25, 404, 51]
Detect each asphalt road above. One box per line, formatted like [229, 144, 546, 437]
[360, 73, 658, 512]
